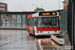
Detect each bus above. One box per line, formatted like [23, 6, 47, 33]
[27, 11, 60, 36]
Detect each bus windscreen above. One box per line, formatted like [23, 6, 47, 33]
[37, 17, 59, 28]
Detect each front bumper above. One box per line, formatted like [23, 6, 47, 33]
[35, 32, 60, 36]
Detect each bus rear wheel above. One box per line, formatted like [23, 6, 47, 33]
[29, 33, 32, 35]
[29, 33, 35, 36]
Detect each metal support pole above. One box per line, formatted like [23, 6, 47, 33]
[67, 0, 74, 49]
[71, 1, 74, 49]
[21, 14, 22, 27]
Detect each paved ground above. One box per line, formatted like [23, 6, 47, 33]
[0, 30, 71, 50]
[0, 30, 36, 50]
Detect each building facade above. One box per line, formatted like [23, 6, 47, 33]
[0, 2, 7, 12]
[62, 0, 68, 9]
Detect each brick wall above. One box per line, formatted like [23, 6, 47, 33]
[0, 2, 7, 12]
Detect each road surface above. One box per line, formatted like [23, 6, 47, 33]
[0, 30, 71, 50]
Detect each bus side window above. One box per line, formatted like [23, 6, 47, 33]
[27, 18, 36, 26]
[27, 19, 31, 25]
[48, 18, 51, 25]
[27, 19, 29, 25]
[32, 18, 36, 26]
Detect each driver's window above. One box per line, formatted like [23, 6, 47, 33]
[38, 17, 42, 24]
[42, 17, 48, 25]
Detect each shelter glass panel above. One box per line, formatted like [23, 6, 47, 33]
[16, 15, 21, 27]
[11, 15, 17, 27]
[22, 15, 26, 28]
[0, 14, 6, 27]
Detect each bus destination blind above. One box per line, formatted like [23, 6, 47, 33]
[39, 12, 57, 16]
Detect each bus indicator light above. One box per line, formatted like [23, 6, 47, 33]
[59, 16, 61, 19]
[34, 18, 36, 21]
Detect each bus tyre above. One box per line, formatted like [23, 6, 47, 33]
[29, 33, 32, 35]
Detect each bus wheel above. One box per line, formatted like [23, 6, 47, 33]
[29, 33, 35, 36]
[29, 33, 32, 35]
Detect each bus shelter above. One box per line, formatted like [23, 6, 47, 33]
[0, 12, 36, 29]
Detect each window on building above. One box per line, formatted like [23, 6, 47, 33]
[0, 4, 5, 7]
[0, 8, 5, 10]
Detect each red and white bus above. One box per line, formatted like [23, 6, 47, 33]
[27, 11, 60, 36]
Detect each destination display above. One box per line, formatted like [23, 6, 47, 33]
[39, 12, 57, 16]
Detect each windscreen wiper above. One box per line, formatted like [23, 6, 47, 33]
[42, 25, 46, 29]
[42, 27, 45, 29]
[52, 26, 55, 29]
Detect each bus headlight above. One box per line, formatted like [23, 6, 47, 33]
[37, 31, 40, 33]
[57, 31, 60, 32]
[37, 31, 39, 33]
[37, 31, 42, 33]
